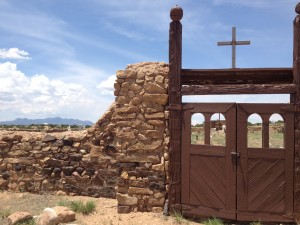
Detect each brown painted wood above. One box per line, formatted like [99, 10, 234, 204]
[190, 157, 226, 208]
[238, 103, 292, 113]
[237, 211, 294, 223]
[168, 18, 182, 210]
[236, 103, 294, 222]
[236, 104, 248, 212]
[261, 115, 270, 148]
[293, 12, 300, 217]
[204, 113, 211, 145]
[247, 148, 285, 159]
[181, 68, 293, 85]
[190, 145, 226, 156]
[181, 84, 296, 95]
[180, 102, 294, 222]
[181, 103, 236, 220]
[181, 106, 190, 205]
[182, 205, 236, 220]
[182, 103, 235, 112]
[284, 105, 295, 214]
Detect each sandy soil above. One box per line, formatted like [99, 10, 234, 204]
[0, 192, 202, 225]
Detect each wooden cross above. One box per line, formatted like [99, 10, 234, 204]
[217, 27, 250, 68]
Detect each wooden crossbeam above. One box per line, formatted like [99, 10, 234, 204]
[181, 68, 293, 85]
[181, 84, 296, 95]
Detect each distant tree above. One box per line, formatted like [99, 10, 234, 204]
[275, 120, 284, 124]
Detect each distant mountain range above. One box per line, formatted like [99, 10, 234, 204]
[0, 117, 94, 126]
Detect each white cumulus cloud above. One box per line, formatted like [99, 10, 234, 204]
[0, 48, 31, 59]
[0, 62, 94, 116]
[96, 75, 115, 95]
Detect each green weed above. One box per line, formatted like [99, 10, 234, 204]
[250, 221, 263, 225]
[0, 209, 11, 218]
[202, 217, 224, 225]
[173, 210, 184, 224]
[57, 199, 96, 215]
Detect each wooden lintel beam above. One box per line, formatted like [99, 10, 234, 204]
[181, 68, 293, 85]
[181, 68, 293, 76]
[181, 84, 296, 95]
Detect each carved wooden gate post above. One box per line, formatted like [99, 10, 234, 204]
[293, 3, 300, 215]
[168, 6, 183, 211]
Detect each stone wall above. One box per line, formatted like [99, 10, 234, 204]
[0, 62, 169, 213]
[112, 62, 169, 213]
[0, 130, 117, 198]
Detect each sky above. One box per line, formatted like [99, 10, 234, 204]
[0, 0, 298, 123]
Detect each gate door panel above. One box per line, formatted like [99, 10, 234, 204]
[236, 104, 294, 222]
[181, 103, 294, 222]
[181, 103, 237, 220]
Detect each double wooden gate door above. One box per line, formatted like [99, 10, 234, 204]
[181, 103, 294, 222]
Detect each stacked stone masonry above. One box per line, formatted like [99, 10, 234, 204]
[0, 130, 117, 198]
[0, 62, 169, 213]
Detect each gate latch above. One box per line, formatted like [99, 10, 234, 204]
[231, 151, 240, 158]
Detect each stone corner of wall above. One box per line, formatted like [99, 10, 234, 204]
[111, 61, 170, 213]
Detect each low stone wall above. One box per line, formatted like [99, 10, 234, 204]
[0, 62, 169, 213]
[0, 130, 117, 198]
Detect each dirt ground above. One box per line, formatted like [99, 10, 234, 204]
[0, 191, 203, 225]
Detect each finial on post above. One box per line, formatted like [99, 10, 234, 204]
[296, 3, 300, 14]
[170, 5, 183, 21]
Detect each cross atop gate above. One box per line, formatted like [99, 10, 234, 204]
[217, 27, 251, 68]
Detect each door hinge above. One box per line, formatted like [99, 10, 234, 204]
[167, 104, 195, 111]
[167, 104, 182, 111]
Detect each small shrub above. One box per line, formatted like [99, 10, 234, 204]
[83, 201, 96, 215]
[57, 199, 69, 207]
[202, 217, 224, 225]
[69, 200, 83, 212]
[57, 199, 96, 215]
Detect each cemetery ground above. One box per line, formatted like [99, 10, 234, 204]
[0, 191, 202, 225]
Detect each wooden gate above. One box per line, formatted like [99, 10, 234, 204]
[181, 103, 294, 222]
[168, 5, 300, 223]
[181, 103, 237, 220]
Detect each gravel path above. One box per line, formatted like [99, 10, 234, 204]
[0, 192, 202, 225]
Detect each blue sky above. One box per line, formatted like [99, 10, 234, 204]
[0, 0, 298, 123]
